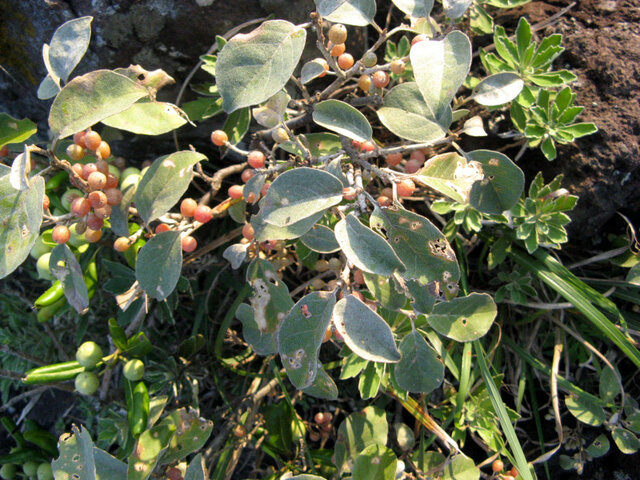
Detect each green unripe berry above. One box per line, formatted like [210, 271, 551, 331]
[123, 359, 145, 381]
[36, 463, 53, 480]
[0, 464, 17, 480]
[36, 252, 55, 281]
[76, 341, 103, 368]
[23, 462, 38, 477]
[362, 51, 377, 67]
[75, 372, 99, 395]
[271, 127, 289, 144]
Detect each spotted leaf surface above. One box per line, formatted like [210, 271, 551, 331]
[278, 291, 336, 389]
[246, 258, 294, 333]
[427, 293, 497, 342]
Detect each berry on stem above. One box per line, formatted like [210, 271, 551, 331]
[86, 213, 104, 231]
[194, 205, 213, 224]
[155, 223, 170, 234]
[337, 53, 354, 70]
[385, 152, 403, 166]
[405, 159, 421, 174]
[360, 140, 376, 152]
[372, 70, 390, 88]
[66, 144, 85, 162]
[82, 163, 98, 180]
[241, 169, 255, 183]
[411, 34, 428, 46]
[73, 130, 87, 148]
[248, 150, 266, 169]
[492, 460, 504, 473]
[397, 178, 416, 197]
[114, 237, 130, 252]
[180, 198, 197, 217]
[76, 341, 103, 368]
[71, 197, 91, 217]
[410, 149, 426, 165]
[242, 223, 255, 241]
[272, 127, 289, 144]
[358, 75, 372, 92]
[52, 225, 70, 244]
[211, 130, 228, 146]
[95, 159, 109, 175]
[84, 131, 102, 150]
[342, 187, 357, 201]
[362, 51, 377, 67]
[228, 185, 244, 199]
[43, 194, 50, 211]
[105, 188, 123, 206]
[123, 359, 145, 381]
[93, 204, 112, 220]
[390, 60, 405, 75]
[87, 171, 107, 191]
[85, 228, 102, 243]
[89, 190, 107, 208]
[181, 235, 197, 252]
[329, 42, 346, 56]
[75, 372, 99, 395]
[96, 141, 111, 159]
[328, 24, 347, 44]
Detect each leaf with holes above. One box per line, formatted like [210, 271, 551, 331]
[333, 294, 401, 363]
[236, 303, 277, 355]
[586, 434, 610, 458]
[467, 150, 524, 214]
[335, 213, 405, 276]
[260, 167, 343, 227]
[0, 169, 44, 280]
[377, 83, 449, 143]
[427, 293, 497, 342]
[49, 70, 148, 139]
[301, 224, 340, 253]
[102, 99, 188, 135]
[472, 73, 523, 106]
[391, 0, 434, 17]
[159, 408, 214, 464]
[0, 113, 37, 148]
[216, 20, 306, 112]
[127, 423, 176, 480]
[415, 152, 470, 203]
[302, 365, 339, 400]
[410, 31, 471, 120]
[50, 244, 89, 314]
[313, 100, 373, 143]
[278, 291, 336, 389]
[394, 330, 443, 393]
[246, 258, 295, 333]
[353, 444, 397, 480]
[135, 151, 206, 224]
[612, 427, 640, 454]
[135, 231, 183, 301]
[333, 406, 388, 472]
[370, 206, 459, 287]
[315, 0, 377, 26]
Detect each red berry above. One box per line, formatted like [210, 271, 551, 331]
[84, 131, 102, 150]
[409, 149, 426, 165]
[241, 169, 256, 183]
[43, 194, 50, 211]
[342, 187, 357, 200]
[85, 228, 102, 243]
[95, 159, 109, 175]
[353, 269, 365, 285]
[87, 171, 107, 191]
[381, 187, 393, 198]
[105, 188, 123, 206]
[330, 42, 346, 56]
[93, 204, 112, 220]
[86, 214, 104, 231]
[492, 460, 504, 473]
[82, 163, 98, 180]
[71, 163, 84, 178]
[397, 179, 416, 197]
[52, 225, 71, 244]
[71, 197, 91, 217]
[155, 223, 170, 234]
[228, 185, 244, 199]
[181, 235, 197, 252]
[390, 60, 405, 75]
[351, 139, 362, 150]
[360, 140, 376, 152]
[180, 198, 197, 217]
[372, 70, 390, 88]
[261, 182, 270, 197]
[509, 467, 518, 477]
[113, 237, 130, 252]
[242, 223, 254, 241]
[105, 173, 119, 189]
[193, 205, 213, 224]
[405, 159, 421, 174]
[378, 195, 391, 207]
[73, 130, 87, 148]
[337, 53, 354, 70]
[211, 130, 228, 146]
[88, 190, 107, 208]
[96, 141, 111, 159]
[314, 412, 327, 424]
[385, 152, 403, 166]
[247, 150, 266, 169]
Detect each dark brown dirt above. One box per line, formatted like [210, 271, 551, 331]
[500, 0, 640, 245]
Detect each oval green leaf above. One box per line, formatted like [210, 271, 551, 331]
[315, 0, 376, 26]
[335, 213, 406, 276]
[135, 151, 206, 224]
[391, 0, 434, 17]
[442, 455, 479, 480]
[353, 444, 397, 480]
[49, 70, 148, 139]
[363, 272, 407, 310]
[313, 100, 373, 142]
[47, 16, 93, 84]
[301, 59, 329, 84]
[611, 427, 640, 454]
[443, 0, 473, 19]
[135, 231, 183, 301]
[394, 330, 444, 393]
[222, 107, 251, 145]
[473, 72, 524, 106]
[0, 170, 44, 279]
[565, 394, 605, 427]
[102, 100, 188, 135]
[216, 20, 307, 112]
[427, 293, 497, 342]
[370, 206, 459, 286]
[467, 149, 524, 214]
[333, 294, 401, 363]
[280, 132, 343, 158]
[252, 209, 323, 242]
[377, 82, 449, 142]
[410, 30, 471, 120]
[302, 367, 339, 400]
[333, 406, 389, 472]
[415, 152, 469, 203]
[260, 167, 343, 227]
[300, 224, 340, 253]
[50, 244, 89, 314]
[278, 291, 336, 388]
[0, 113, 37, 148]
